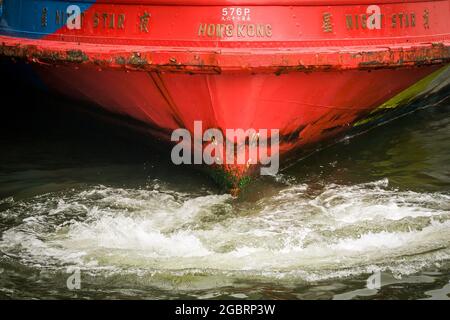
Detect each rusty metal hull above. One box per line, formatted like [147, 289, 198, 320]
[1, 0, 449, 191]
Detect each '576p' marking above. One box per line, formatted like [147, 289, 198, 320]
[222, 7, 251, 21]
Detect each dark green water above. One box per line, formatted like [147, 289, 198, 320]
[0, 84, 449, 300]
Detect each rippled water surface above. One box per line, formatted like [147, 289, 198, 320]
[0, 85, 449, 299]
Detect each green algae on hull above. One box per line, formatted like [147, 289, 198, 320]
[354, 64, 450, 127]
[207, 166, 253, 196]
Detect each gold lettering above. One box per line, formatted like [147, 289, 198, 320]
[55, 10, 62, 25]
[197, 23, 272, 38]
[93, 13, 99, 28]
[139, 12, 150, 32]
[41, 7, 48, 28]
[256, 24, 265, 37]
[423, 9, 430, 29]
[322, 12, 333, 33]
[102, 13, 108, 28]
[345, 10, 422, 31]
[225, 24, 233, 37]
[361, 14, 367, 29]
[398, 13, 403, 28]
[207, 24, 215, 37]
[345, 15, 353, 30]
[118, 14, 125, 29]
[265, 24, 272, 37]
[237, 24, 245, 37]
[109, 14, 115, 29]
[198, 23, 207, 36]
[216, 24, 225, 37]
[411, 13, 416, 27]
[247, 24, 255, 37]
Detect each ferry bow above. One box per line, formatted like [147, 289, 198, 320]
[1, 0, 449, 192]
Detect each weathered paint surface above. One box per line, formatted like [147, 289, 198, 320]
[0, 36, 449, 73]
[0, 0, 449, 191]
[354, 64, 450, 127]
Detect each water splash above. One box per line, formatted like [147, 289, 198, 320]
[0, 178, 449, 291]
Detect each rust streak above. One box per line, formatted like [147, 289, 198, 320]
[147, 72, 185, 128]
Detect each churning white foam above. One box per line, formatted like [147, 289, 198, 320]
[0, 179, 449, 284]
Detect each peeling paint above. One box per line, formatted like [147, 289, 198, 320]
[66, 50, 88, 63]
[0, 36, 448, 74]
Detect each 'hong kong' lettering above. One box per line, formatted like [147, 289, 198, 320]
[198, 23, 272, 38]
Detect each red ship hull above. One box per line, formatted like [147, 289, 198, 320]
[1, 0, 449, 192]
